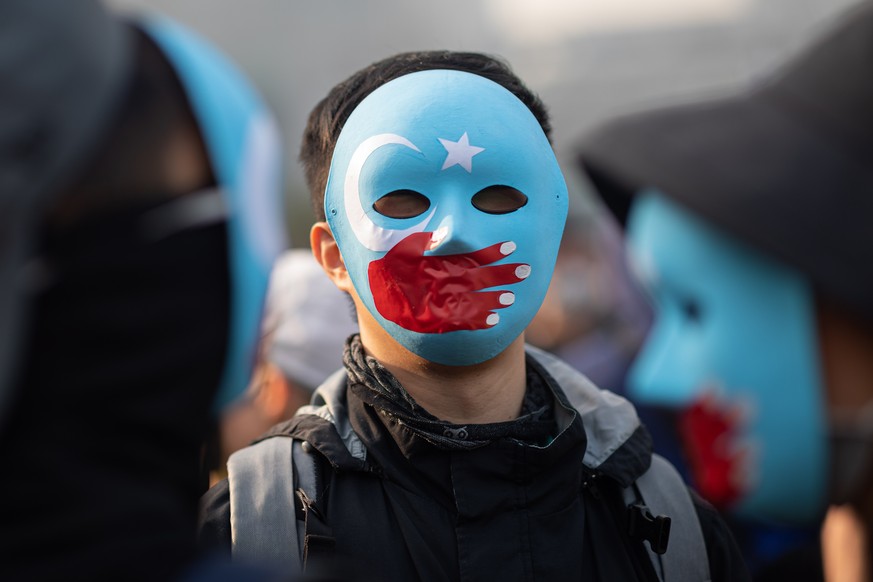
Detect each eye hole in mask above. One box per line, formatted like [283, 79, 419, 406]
[373, 189, 431, 219]
[680, 296, 703, 323]
[471, 185, 528, 214]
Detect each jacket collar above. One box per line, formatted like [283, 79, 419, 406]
[298, 345, 652, 486]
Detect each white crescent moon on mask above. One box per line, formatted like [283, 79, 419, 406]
[344, 133, 436, 252]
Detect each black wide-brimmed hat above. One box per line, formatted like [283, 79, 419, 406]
[577, 1, 873, 324]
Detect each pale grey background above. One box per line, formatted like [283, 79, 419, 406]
[108, 0, 860, 244]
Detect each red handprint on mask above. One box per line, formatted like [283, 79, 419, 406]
[679, 391, 750, 510]
[368, 231, 530, 333]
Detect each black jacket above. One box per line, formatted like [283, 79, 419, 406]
[200, 346, 748, 582]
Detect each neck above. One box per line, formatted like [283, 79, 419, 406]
[818, 299, 873, 528]
[821, 504, 872, 582]
[358, 317, 528, 424]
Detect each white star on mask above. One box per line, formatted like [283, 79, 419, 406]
[438, 132, 485, 173]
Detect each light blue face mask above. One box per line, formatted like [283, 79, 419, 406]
[324, 70, 568, 366]
[626, 191, 827, 524]
[143, 16, 287, 410]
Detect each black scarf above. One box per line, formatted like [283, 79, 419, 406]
[344, 335, 557, 450]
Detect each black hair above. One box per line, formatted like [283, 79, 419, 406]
[299, 50, 552, 221]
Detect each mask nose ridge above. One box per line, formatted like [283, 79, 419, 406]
[427, 214, 455, 252]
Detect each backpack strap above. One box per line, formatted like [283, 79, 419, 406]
[227, 371, 359, 570]
[228, 436, 321, 570]
[622, 454, 711, 582]
[293, 440, 335, 569]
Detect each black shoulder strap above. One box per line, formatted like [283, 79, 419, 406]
[622, 454, 711, 582]
[294, 440, 335, 570]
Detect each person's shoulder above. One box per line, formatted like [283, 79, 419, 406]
[198, 478, 232, 555]
[527, 344, 645, 446]
[690, 490, 752, 582]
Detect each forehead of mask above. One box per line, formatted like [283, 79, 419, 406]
[324, 69, 567, 365]
[626, 191, 827, 524]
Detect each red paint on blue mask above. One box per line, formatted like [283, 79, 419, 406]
[369, 232, 526, 333]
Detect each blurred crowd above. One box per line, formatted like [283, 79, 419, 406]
[1, 1, 871, 581]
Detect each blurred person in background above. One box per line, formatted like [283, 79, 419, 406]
[526, 207, 652, 395]
[532, 192, 824, 578]
[0, 0, 286, 578]
[577, 2, 873, 580]
[204, 249, 357, 485]
[525, 203, 696, 485]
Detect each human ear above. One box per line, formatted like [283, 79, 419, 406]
[310, 221, 354, 293]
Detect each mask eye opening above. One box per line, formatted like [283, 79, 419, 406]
[681, 297, 702, 322]
[471, 185, 528, 215]
[373, 189, 431, 219]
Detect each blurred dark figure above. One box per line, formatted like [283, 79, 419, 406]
[0, 1, 286, 579]
[578, 2, 873, 580]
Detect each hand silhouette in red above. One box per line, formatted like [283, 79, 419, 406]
[680, 391, 750, 509]
[368, 231, 530, 333]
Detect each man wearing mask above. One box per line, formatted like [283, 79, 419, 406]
[200, 50, 747, 582]
[577, 2, 873, 580]
[0, 1, 285, 578]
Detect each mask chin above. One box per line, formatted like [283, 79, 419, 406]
[828, 400, 873, 505]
